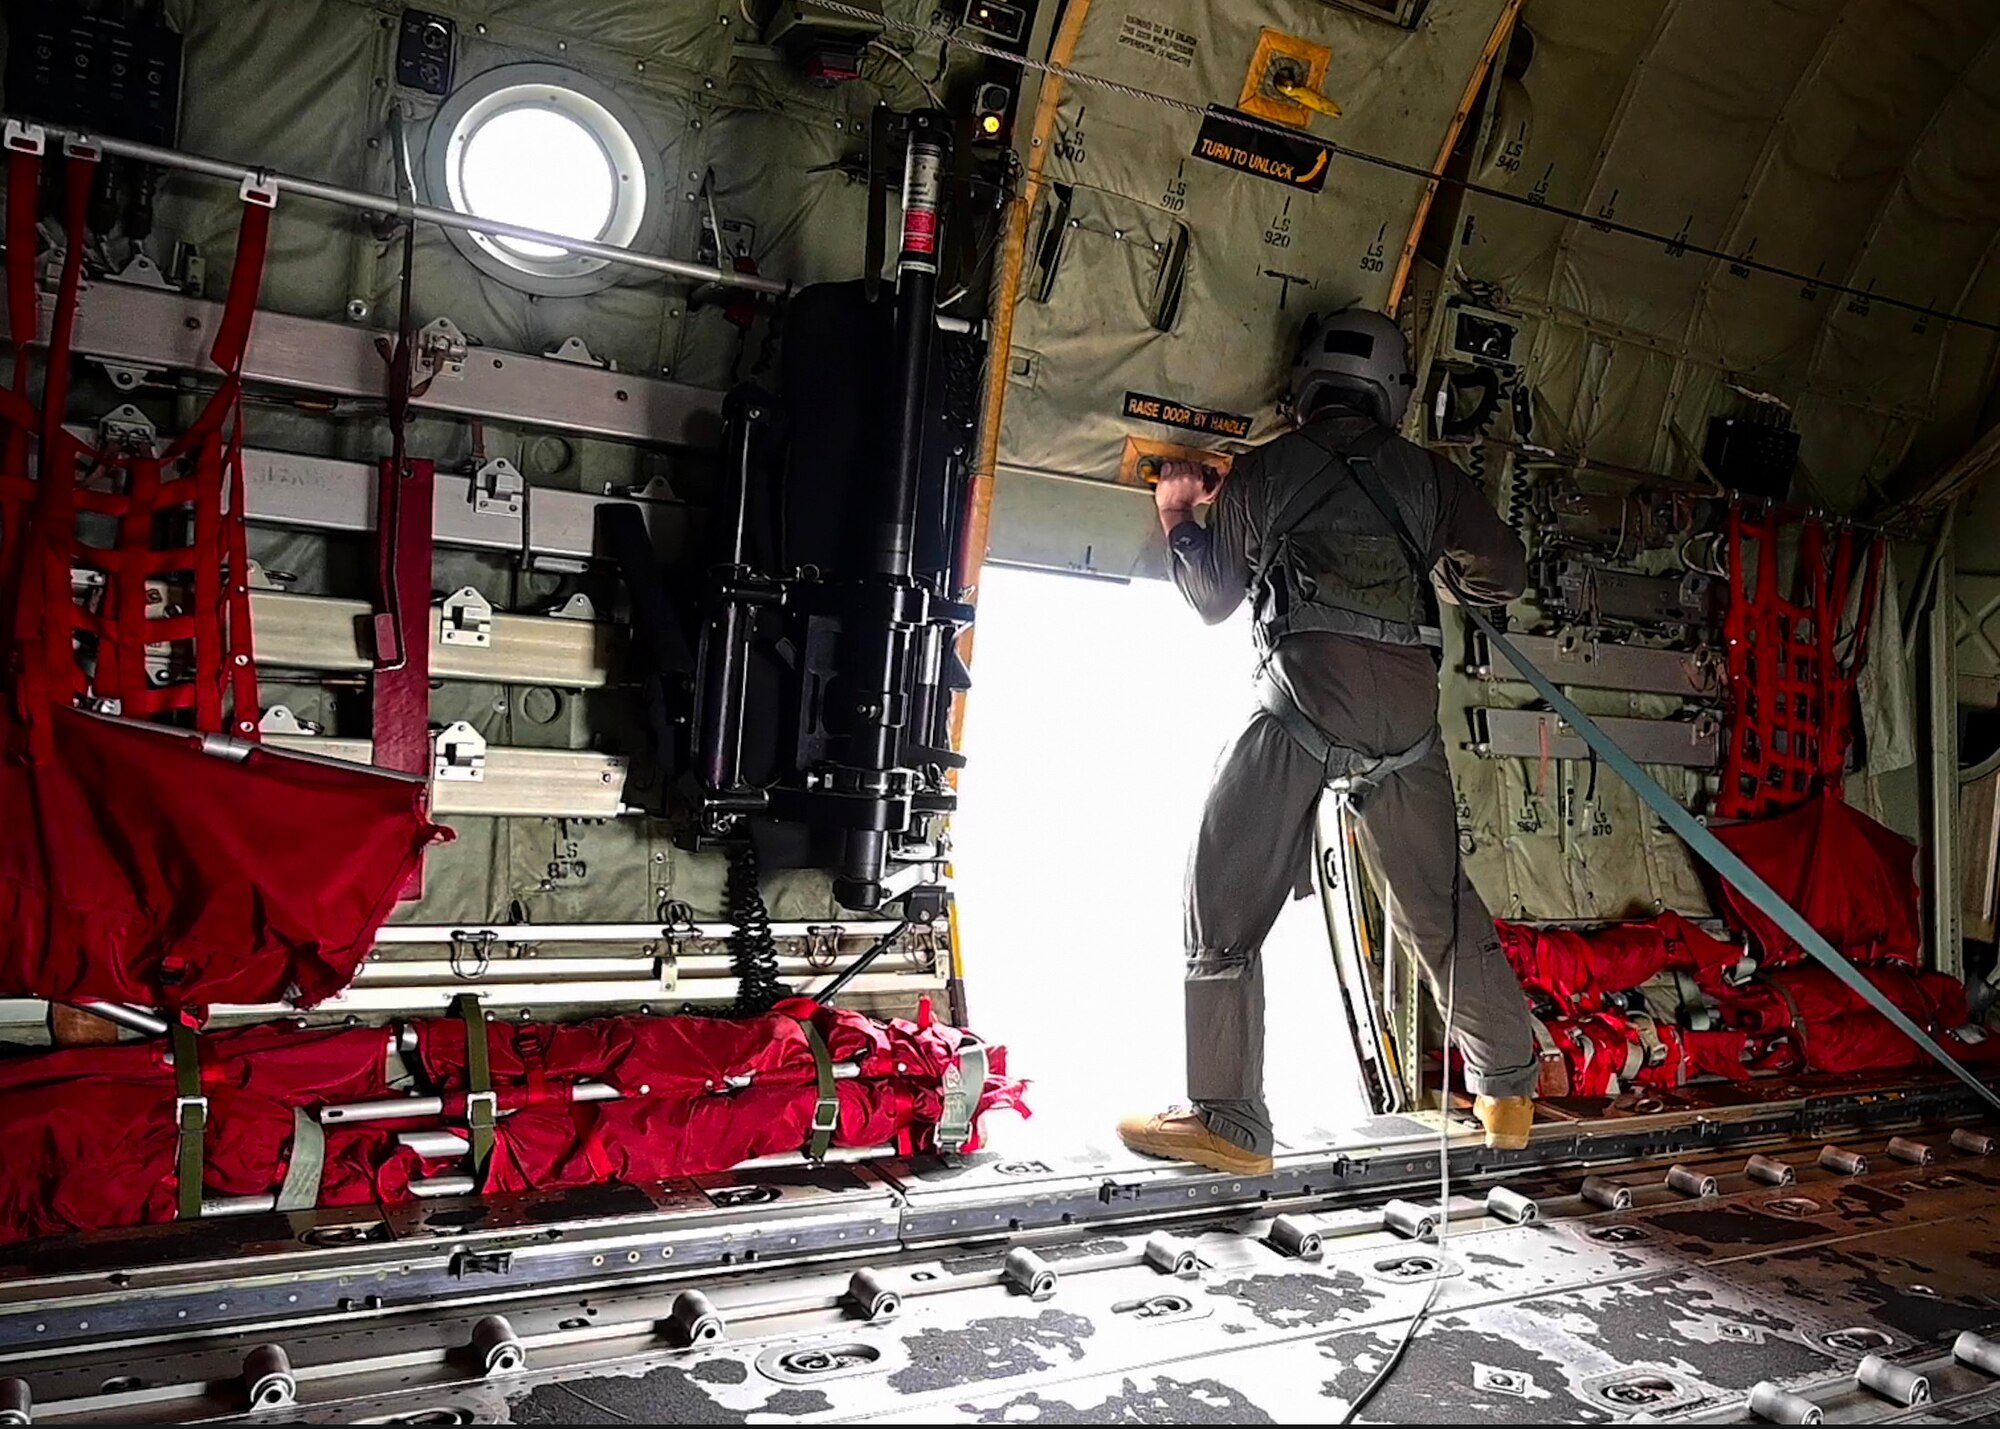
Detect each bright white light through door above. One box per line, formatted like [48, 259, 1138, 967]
[459, 105, 617, 259]
[953, 564, 1364, 1153]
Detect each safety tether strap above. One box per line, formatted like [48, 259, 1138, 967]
[170, 1021, 207, 1220]
[454, 994, 496, 1182]
[802, 1020, 839, 1162]
[275, 1108, 327, 1212]
[1341, 447, 2000, 1116]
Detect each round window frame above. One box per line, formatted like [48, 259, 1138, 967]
[425, 63, 661, 298]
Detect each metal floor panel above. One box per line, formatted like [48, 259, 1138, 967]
[9, 1096, 2000, 1423]
[26, 1124, 1988, 1424]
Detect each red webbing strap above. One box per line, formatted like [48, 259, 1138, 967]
[105, 452, 167, 710]
[11, 155, 95, 744]
[0, 148, 38, 624]
[374, 457, 436, 898]
[221, 406, 260, 739]
[4, 148, 38, 353]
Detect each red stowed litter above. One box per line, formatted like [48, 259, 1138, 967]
[1710, 793, 1922, 970]
[407, 1000, 1024, 1195]
[0, 1023, 399, 1244]
[0, 702, 443, 1012]
[1498, 912, 1748, 1017]
[0, 1007, 1025, 1246]
[1717, 964, 1999, 1077]
[1528, 1010, 1754, 1099]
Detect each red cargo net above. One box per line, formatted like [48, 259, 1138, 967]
[0, 145, 265, 741]
[1717, 505, 1881, 819]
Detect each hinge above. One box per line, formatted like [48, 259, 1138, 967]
[473, 457, 524, 519]
[439, 586, 494, 648]
[96, 403, 158, 451]
[418, 316, 469, 382]
[433, 721, 488, 783]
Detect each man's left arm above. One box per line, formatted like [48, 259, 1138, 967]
[1161, 457, 1254, 624]
[1430, 454, 1527, 607]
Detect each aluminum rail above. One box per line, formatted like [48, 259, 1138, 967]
[4, 118, 979, 336]
[7, 119, 786, 298]
[371, 920, 918, 944]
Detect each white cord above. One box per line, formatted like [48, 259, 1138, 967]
[1340, 902, 1458, 1423]
[869, 38, 946, 108]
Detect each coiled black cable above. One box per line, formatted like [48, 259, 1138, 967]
[725, 842, 789, 1016]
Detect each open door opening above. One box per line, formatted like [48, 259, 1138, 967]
[953, 564, 1364, 1152]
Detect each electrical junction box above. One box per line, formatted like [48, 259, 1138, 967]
[1443, 301, 1523, 373]
[762, 0, 884, 84]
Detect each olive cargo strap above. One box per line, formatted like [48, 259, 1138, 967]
[454, 993, 497, 1184]
[171, 1021, 207, 1221]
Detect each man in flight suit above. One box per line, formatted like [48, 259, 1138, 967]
[1119, 306, 1540, 1175]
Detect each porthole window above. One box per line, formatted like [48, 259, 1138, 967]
[425, 63, 660, 297]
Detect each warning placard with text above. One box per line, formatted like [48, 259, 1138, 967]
[1190, 107, 1332, 193]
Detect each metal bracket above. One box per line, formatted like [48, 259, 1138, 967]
[449, 930, 498, 979]
[96, 403, 158, 451]
[545, 592, 597, 621]
[3, 120, 47, 156]
[243, 560, 293, 591]
[543, 335, 613, 370]
[448, 1247, 513, 1278]
[432, 721, 488, 783]
[473, 458, 524, 519]
[905, 925, 942, 969]
[803, 926, 842, 971]
[418, 316, 469, 383]
[170, 240, 206, 294]
[237, 172, 279, 208]
[91, 359, 160, 394]
[618, 474, 676, 503]
[257, 704, 322, 737]
[439, 587, 494, 648]
[107, 253, 175, 291]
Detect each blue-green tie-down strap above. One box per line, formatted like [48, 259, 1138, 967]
[1334, 445, 2000, 1115]
[1458, 599, 2000, 1116]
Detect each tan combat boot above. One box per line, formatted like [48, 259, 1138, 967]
[1117, 1108, 1275, 1175]
[1474, 1094, 1535, 1150]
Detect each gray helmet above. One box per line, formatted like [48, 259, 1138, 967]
[1289, 307, 1415, 428]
